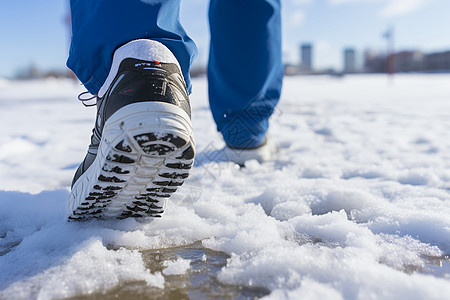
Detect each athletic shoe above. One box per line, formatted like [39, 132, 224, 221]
[223, 136, 277, 166]
[67, 39, 195, 220]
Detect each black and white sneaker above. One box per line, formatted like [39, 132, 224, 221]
[67, 39, 195, 220]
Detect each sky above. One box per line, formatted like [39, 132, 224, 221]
[0, 0, 450, 78]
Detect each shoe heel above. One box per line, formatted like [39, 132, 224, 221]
[67, 102, 195, 220]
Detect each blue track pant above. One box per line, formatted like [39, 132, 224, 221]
[68, 0, 283, 148]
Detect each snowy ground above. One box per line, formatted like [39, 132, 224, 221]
[0, 75, 450, 299]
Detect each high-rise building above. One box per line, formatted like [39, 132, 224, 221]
[344, 48, 356, 73]
[300, 43, 313, 72]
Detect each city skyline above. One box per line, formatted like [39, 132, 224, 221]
[293, 42, 450, 74]
[1, 0, 450, 78]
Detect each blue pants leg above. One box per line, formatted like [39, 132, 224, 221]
[68, 0, 282, 149]
[208, 0, 283, 149]
[67, 0, 197, 95]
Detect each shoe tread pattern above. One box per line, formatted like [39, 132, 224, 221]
[68, 128, 194, 221]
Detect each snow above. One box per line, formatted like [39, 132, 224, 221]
[1, 75, 450, 299]
[162, 257, 191, 275]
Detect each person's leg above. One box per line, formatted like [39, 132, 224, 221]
[208, 0, 283, 149]
[67, 0, 197, 95]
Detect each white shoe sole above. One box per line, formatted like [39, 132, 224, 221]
[66, 102, 195, 220]
[224, 137, 277, 166]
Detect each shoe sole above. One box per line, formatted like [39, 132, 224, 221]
[66, 102, 195, 220]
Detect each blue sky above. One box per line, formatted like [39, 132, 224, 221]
[0, 0, 68, 78]
[1, 0, 449, 78]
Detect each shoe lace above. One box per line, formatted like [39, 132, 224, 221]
[78, 91, 97, 107]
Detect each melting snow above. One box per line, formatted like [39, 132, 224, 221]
[0, 75, 450, 299]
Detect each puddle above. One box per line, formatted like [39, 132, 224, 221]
[68, 242, 270, 300]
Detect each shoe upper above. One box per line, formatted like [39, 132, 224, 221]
[94, 58, 191, 143]
[72, 45, 190, 187]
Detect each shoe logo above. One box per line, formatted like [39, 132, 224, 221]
[135, 62, 151, 67]
[121, 89, 135, 94]
[119, 88, 137, 96]
[134, 59, 161, 68]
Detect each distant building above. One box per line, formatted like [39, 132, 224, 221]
[392, 51, 424, 72]
[361, 49, 450, 74]
[300, 43, 313, 72]
[343, 48, 356, 73]
[425, 51, 450, 71]
[285, 43, 450, 76]
[363, 49, 386, 73]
